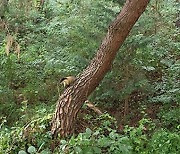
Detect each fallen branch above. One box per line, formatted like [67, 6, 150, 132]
[85, 100, 103, 115]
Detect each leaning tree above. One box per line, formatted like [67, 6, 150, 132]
[51, 0, 150, 138]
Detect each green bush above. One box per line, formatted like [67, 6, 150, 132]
[147, 129, 180, 154]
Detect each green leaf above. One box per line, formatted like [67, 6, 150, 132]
[27, 146, 36, 154]
[69, 136, 76, 145]
[98, 137, 111, 147]
[18, 150, 27, 154]
[85, 128, 92, 138]
[74, 146, 83, 154]
[93, 147, 101, 154]
[82, 147, 94, 154]
[61, 140, 67, 145]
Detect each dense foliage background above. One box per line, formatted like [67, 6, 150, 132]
[0, 0, 179, 153]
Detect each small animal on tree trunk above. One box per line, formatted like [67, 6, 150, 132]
[60, 76, 76, 88]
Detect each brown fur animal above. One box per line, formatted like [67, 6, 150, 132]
[60, 76, 76, 88]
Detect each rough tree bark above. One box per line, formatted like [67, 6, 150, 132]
[51, 0, 150, 138]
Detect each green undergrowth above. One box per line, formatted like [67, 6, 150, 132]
[1, 111, 180, 154]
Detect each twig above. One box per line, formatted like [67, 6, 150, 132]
[85, 100, 103, 115]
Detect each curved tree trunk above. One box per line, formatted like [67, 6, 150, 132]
[51, 0, 150, 138]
